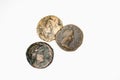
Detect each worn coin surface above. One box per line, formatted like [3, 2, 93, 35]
[37, 15, 63, 42]
[56, 24, 83, 51]
[26, 42, 54, 69]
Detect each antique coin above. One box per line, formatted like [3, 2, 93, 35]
[26, 42, 54, 69]
[37, 15, 63, 42]
[56, 24, 83, 51]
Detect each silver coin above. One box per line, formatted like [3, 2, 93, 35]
[26, 42, 54, 69]
[56, 24, 83, 51]
[37, 15, 63, 42]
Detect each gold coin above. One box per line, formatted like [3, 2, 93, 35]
[37, 15, 63, 42]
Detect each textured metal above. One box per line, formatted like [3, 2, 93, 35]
[56, 24, 83, 51]
[26, 42, 54, 69]
[37, 15, 63, 42]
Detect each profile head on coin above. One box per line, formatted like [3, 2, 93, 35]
[26, 42, 54, 69]
[37, 15, 63, 42]
[56, 24, 83, 51]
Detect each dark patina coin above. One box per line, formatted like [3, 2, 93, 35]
[56, 24, 83, 51]
[26, 42, 54, 69]
[37, 15, 63, 42]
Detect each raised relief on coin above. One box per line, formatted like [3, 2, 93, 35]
[26, 42, 54, 69]
[37, 15, 63, 42]
[56, 24, 83, 51]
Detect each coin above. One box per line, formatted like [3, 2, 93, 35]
[26, 42, 54, 69]
[37, 15, 63, 42]
[56, 24, 83, 51]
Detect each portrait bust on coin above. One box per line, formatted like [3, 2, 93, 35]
[56, 24, 83, 51]
[61, 29, 74, 50]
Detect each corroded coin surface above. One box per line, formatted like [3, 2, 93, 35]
[37, 15, 63, 42]
[56, 24, 83, 51]
[26, 42, 54, 69]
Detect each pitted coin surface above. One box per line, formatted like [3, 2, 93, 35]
[37, 15, 63, 42]
[56, 24, 83, 51]
[26, 42, 54, 69]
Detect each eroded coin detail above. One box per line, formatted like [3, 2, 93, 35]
[37, 15, 63, 42]
[56, 24, 83, 51]
[26, 42, 54, 69]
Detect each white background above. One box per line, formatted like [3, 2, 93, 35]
[0, 0, 120, 80]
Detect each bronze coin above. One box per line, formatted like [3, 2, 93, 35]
[26, 42, 54, 69]
[56, 24, 83, 51]
[37, 15, 63, 42]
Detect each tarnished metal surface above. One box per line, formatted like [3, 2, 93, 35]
[56, 24, 83, 51]
[26, 42, 54, 69]
[37, 15, 63, 42]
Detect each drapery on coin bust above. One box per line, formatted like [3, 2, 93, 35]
[37, 15, 63, 42]
[26, 42, 54, 69]
[56, 24, 83, 51]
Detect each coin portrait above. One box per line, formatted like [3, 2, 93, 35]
[26, 42, 54, 69]
[37, 15, 63, 42]
[56, 24, 83, 51]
